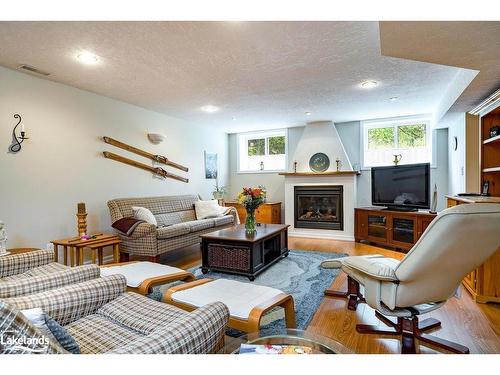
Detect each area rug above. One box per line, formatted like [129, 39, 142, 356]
[149, 249, 346, 333]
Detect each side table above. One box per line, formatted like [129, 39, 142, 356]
[51, 234, 120, 266]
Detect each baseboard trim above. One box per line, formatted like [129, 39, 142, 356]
[288, 231, 354, 242]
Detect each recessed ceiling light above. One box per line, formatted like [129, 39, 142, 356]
[76, 50, 99, 65]
[305, 112, 311, 116]
[389, 97, 399, 101]
[200, 105, 220, 113]
[361, 80, 378, 89]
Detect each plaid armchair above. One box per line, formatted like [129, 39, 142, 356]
[0, 250, 100, 298]
[108, 195, 238, 261]
[1, 274, 229, 354]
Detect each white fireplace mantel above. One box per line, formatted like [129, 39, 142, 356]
[284, 174, 357, 241]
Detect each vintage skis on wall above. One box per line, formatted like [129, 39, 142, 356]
[103, 136, 189, 172]
[103, 151, 189, 183]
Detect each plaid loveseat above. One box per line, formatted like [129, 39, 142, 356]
[1, 274, 229, 354]
[0, 250, 100, 298]
[108, 195, 237, 260]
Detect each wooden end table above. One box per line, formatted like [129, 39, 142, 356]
[200, 224, 289, 281]
[51, 234, 121, 266]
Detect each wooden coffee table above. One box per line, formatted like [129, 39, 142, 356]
[200, 224, 289, 281]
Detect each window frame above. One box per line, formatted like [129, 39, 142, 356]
[360, 115, 434, 170]
[237, 128, 289, 174]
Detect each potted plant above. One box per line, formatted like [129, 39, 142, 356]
[237, 186, 267, 235]
[212, 180, 227, 201]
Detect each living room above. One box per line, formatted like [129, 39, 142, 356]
[1, 0, 499, 372]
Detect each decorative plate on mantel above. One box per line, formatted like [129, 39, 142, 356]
[309, 153, 330, 172]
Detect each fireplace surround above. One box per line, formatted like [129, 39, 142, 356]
[294, 185, 343, 231]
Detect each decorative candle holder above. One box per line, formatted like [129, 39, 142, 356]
[76, 202, 87, 237]
[9, 114, 29, 153]
[335, 158, 342, 172]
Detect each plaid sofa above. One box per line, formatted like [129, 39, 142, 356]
[1, 274, 229, 354]
[0, 250, 100, 298]
[108, 195, 237, 259]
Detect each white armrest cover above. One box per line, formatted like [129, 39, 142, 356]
[342, 256, 400, 282]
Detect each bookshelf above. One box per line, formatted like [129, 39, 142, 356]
[480, 105, 500, 196]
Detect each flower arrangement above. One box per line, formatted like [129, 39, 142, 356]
[238, 186, 266, 234]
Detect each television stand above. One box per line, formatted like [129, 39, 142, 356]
[355, 207, 437, 252]
[382, 206, 418, 212]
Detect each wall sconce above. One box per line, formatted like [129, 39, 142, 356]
[147, 133, 166, 144]
[9, 114, 29, 153]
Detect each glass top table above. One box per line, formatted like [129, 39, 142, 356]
[218, 329, 352, 354]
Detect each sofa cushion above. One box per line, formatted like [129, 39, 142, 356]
[155, 210, 196, 227]
[184, 219, 215, 232]
[109, 195, 200, 219]
[65, 314, 143, 354]
[156, 223, 190, 239]
[132, 206, 157, 226]
[214, 215, 234, 227]
[194, 200, 225, 219]
[96, 292, 188, 334]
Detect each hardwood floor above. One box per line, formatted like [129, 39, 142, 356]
[158, 237, 500, 354]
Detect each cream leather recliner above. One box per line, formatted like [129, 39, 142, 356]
[322, 203, 500, 354]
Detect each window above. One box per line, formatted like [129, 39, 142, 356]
[238, 129, 288, 173]
[361, 116, 431, 168]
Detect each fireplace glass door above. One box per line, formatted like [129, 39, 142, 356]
[294, 186, 343, 230]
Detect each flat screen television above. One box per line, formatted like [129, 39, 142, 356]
[371, 163, 430, 211]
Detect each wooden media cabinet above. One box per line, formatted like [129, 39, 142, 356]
[354, 207, 437, 252]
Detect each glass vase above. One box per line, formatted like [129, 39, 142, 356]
[245, 209, 257, 235]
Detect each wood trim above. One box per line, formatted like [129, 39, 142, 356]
[163, 278, 214, 302]
[247, 293, 296, 332]
[136, 272, 195, 295]
[279, 171, 360, 176]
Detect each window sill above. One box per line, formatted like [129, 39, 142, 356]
[360, 164, 437, 171]
[237, 170, 286, 175]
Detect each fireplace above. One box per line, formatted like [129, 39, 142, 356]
[294, 185, 343, 230]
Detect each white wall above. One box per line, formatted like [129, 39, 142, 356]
[0, 67, 228, 248]
[228, 121, 449, 213]
[445, 112, 466, 195]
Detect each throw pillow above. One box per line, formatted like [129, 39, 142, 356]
[21, 308, 80, 354]
[131, 206, 157, 227]
[45, 316, 80, 354]
[195, 200, 225, 220]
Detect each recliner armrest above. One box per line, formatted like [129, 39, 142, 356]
[342, 255, 400, 282]
[0, 249, 54, 278]
[321, 254, 385, 270]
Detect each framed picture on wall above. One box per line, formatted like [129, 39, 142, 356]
[204, 151, 218, 179]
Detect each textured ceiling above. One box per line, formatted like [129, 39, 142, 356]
[0, 21, 466, 132]
[379, 21, 500, 113]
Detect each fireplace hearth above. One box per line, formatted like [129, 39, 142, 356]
[294, 185, 343, 230]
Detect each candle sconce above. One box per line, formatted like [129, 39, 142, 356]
[9, 114, 29, 153]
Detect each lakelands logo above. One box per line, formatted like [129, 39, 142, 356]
[1, 331, 50, 353]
